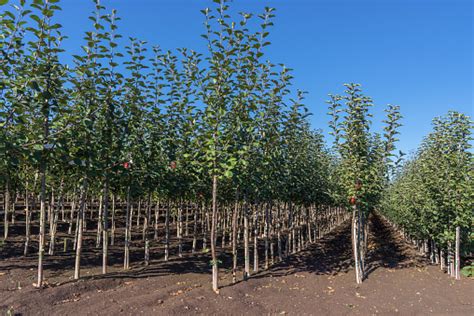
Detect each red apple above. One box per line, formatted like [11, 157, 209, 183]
[349, 196, 357, 205]
[170, 161, 176, 169]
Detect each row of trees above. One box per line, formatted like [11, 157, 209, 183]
[0, 0, 368, 292]
[9, 0, 466, 292]
[381, 111, 473, 279]
[327, 85, 402, 283]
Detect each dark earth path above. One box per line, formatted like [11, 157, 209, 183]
[1, 213, 473, 315]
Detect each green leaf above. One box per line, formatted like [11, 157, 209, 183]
[31, 143, 43, 151]
[0, 0, 9, 6]
[461, 265, 473, 278]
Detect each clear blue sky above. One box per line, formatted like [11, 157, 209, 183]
[8, 0, 474, 154]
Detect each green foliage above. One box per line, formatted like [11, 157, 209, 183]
[327, 84, 402, 212]
[0, 0, 337, 215]
[461, 264, 473, 278]
[2, 0, 470, 286]
[381, 111, 473, 250]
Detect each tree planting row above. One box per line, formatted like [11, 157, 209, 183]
[381, 111, 473, 279]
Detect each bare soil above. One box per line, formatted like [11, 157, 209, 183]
[1, 214, 472, 315]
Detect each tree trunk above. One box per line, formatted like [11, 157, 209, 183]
[3, 177, 10, 240]
[68, 194, 76, 235]
[178, 201, 183, 258]
[154, 200, 159, 241]
[210, 175, 219, 293]
[96, 194, 103, 248]
[253, 204, 259, 273]
[11, 192, 16, 225]
[124, 186, 131, 270]
[264, 202, 269, 270]
[232, 189, 239, 283]
[143, 192, 151, 265]
[48, 198, 58, 255]
[74, 178, 88, 280]
[102, 180, 109, 274]
[192, 201, 198, 253]
[455, 226, 461, 280]
[448, 241, 454, 276]
[352, 205, 362, 284]
[24, 187, 31, 256]
[185, 202, 189, 237]
[202, 202, 207, 251]
[111, 194, 116, 246]
[243, 196, 250, 280]
[360, 210, 366, 274]
[440, 248, 445, 270]
[49, 180, 63, 256]
[277, 203, 282, 262]
[164, 200, 170, 261]
[36, 157, 47, 288]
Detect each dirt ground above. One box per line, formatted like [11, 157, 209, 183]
[1, 214, 472, 315]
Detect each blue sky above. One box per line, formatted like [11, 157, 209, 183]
[7, 0, 473, 154]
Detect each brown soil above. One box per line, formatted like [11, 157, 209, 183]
[1, 214, 472, 315]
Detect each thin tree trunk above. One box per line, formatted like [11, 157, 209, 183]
[111, 194, 116, 246]
[102, 180, 109, 274]
[11, 192, 16, 225]
[3, 177, 10, 240]
[74, 178, 88, 280]
[24, 187, 31, 256]
[154, 200, 159, 241]
[36, 156, 47, 288]
[210, 175, 219, 293]
[96, 194, 103, 248]
[48, 199, 58, 255]
[124, 186, 131, 270]
[144, 229, 150, 266]
[49, 180, 63, 256]
[68, 194, 76, 235]
[440, 248, 445, 270]
[144, 214, 149, 265]
[178, 201, 183, 258]
[277, 203, 282, 262]
[192, 201, 198, 253]
[455, 226, 461, 280]
[73, 199, 80, 251]
[232, 189, 239, 283]
[185, 202, 189, 237]
[352, 205, 362, 284]
[144, 192, 151, 265]
[253, 204, 259, 273]
[360, 210, 366, 275]
[264, 202, 269, 270]
[202, 201, 207, 251]
[164, 200, 170, 261]
[448, 241, 454, 276]
[243, 196, 250, 280]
